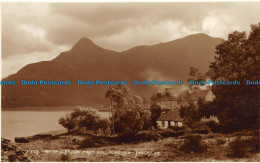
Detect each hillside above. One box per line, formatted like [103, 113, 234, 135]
[1, 33, 222, 107]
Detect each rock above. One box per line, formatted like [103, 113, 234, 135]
[1, 138, 10, 144]
[20, 156, 32, 162]
[2, 144, 16, 151]
[15, 137, 30, 143]
[33, 134, 52, 140]
[2, 137, 31, 162]
[72, 158, 87, 161]
[1, 154, 9, 162]
[51, 135, 60, 139]
[1, 138, 16, 151]
[7, 153, 31, 162]
[8, 154, 18, 162]
[16, 150, 26, 155]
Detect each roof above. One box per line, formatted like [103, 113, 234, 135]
[157, 88, 214, 102]
[189, 90, 209, 100]
[157, 110, 182, 121]
[160, 95, 181, 101]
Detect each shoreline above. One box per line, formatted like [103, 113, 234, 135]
[1, 106, 111, 112]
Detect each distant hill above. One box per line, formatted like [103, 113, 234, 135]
[1, 33, 222, 108]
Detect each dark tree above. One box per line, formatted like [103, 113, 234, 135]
[180, 101, 199, 126]
[150, 103, 162, 127]
[59, 107, 110, 134]
[187, 67, 204, 82]
[208, 23, 260, 131]
[105, 85, 151, 135]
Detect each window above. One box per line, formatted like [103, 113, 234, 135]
[175, 121, 178, 127]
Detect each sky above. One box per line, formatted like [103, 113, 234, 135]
[1, 2, 260, 78]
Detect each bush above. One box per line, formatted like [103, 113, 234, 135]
[216, 138, 226, 145]
[79, 136, 110, 148]
[168, 126, 186, 131]
[156, 129, 177, 138]
[155, 128, 189, 138]
[191, 121, 211, 134]
[226, 137, 250, 158]
[117, 130, 162, 143]
[200, 116, 219, 124]
[240, 129, 260, 136]
[60, 154, 71, 162]
[247, 136, 260, 153]
[180, 134, 207, 153]
[136, 131, 162, 142]
[59, 107, 110, 134]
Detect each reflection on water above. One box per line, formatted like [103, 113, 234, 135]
[1, 110, 110, 141]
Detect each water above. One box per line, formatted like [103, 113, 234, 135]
[1, 110, 110, 141]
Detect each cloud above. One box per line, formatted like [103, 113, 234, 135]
[202, 3, 260, 38]
[2, 3, 52, 58]
[2, 45, 69, 78]
[202, 10, 237, 38]
[1, 2, 260, 78]
[44, 3, 207, 47]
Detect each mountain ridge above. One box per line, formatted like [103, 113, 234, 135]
[2, 33, 222, 108]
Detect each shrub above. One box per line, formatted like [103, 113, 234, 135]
[59, 107, 110, 134]
[191, 121, 211, 134]
[176, 128, 191, 137]
[79, 136, 110, 148]
[200, 116, 219, 124]
[60, 154, 71, 162]
[168, 126, 185, 131]
[246, 136, 260, 153]
[241, 129, 260, 136]
[157, 128, 177, 138]
[180, 134, 207, 153]
[226, 137, 250, 158]
[113, 105, 151, 135]
[216, 138, 226, 145]
[136, 131, 162, 142]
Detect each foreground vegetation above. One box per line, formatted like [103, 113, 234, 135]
[2, 130, 257, 162]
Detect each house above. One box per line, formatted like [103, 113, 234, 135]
[156, 86, 215, 129]
[180, 86, 216, 107]
[156, 87, 183, 129]
[157, 110, 183, 129]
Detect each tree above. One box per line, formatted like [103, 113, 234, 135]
[59, 107, 110, 134]
[113, 104, 150, 135]
[180, 101, 199, 126]
[105, 85, 151, 135]
[187, 67, 204, 82]
[150, 103, 162, 128]
[59, 114, 77, 132]
[208, 23, 260, 131]
[105, 85, 143, 109]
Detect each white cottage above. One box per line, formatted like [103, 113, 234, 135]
[156, 110, 183, 129]
[156, 86, 215, 129]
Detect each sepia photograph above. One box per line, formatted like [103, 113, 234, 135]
[1, 0, 260, 162]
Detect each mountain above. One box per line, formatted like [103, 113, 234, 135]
[1, 33, 222, 108]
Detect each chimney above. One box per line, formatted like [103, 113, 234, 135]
[157, 91, 161, 97]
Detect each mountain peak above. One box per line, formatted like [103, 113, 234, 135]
[71, 37, 100, 51]
[184, 33, 210, 39]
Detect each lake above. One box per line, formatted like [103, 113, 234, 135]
[1, 110, 110, 141]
